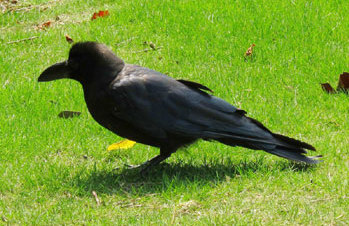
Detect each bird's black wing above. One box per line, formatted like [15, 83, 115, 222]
[109, 65, 271, 142]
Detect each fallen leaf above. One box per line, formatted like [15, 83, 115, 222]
[91, 13, 98, 20]
[107, 139, 136, 151]
[321, 83, 336, 94]
[37, 21, 51, 30]
[91, 10, 109, 20]
[245, 43, 256, 57]
[336, 72, 349, 92]
[65, 34, 74, 44]
[321, 72, 349, 94]
[58, 111, 81, 118]
[92, 191, 100, 206]
[98, 10, 109, 17]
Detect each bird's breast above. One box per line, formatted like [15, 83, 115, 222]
[83, 87, 114, 126]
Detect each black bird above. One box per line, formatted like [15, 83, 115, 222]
[38, 42, 321, 174]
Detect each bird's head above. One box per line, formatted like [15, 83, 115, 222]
[38, 42, 125, 85]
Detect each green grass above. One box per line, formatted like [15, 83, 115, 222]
[1, 0, 348, 224]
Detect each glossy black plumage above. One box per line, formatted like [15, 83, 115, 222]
[38, 42, 321, 174]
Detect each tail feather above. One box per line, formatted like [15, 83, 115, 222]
[266, 147, 322, 164]
[272, 133, 316, 151]
[214, 116, 321, 164]
[247, 116, 316, 151]
[245, 116, 321, 164]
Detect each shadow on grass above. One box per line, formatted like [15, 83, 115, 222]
[73, 158, 315, 196]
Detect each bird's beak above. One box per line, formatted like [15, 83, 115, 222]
[38, 60, 71, 82]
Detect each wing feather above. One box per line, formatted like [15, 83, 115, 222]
[109, 65, 269, 141]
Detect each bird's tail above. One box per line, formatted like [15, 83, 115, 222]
[262, 133, 321, 164]
[215, 116, 322, 164]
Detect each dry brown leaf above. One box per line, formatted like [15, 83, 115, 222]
[321, 72, 349, 94]
[336, 72, 349, 92]
[245, 43, 256, 57]
[58, 111, 81, 118]
[321, 83, 336, 94]
[37, 21, 51, 30]
[91, 10, 109, 20]
[65, 34, 74, 44]
[42, 21, 51, 27]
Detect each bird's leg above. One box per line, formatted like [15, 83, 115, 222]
[139, 154, 171, 176]
[139, 146, 178, 175]
[124, 154, 168, 169]
[125, 146, 176, 176]
[124, 154, 171, 176]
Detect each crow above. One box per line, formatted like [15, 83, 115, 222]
[38, 42, 321, 175]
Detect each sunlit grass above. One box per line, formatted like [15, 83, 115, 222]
[0, 0, 348, 224]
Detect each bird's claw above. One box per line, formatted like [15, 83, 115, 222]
[123, 163, 151, 177]
[124, 163, 142, 169]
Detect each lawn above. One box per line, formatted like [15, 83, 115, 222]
[0, 0, 348, 224]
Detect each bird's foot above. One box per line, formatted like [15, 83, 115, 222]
[124, 154, 170, 177]
[112, 163, 144, 171]
[122, 162, 151, 177]
[127, 162, 155, 177]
